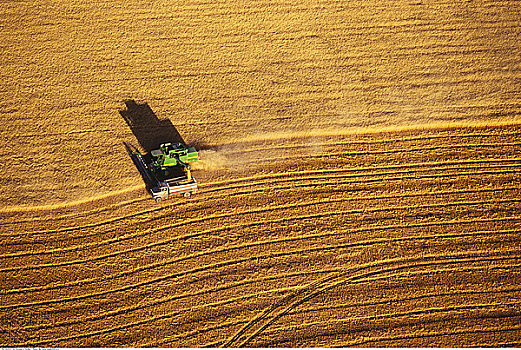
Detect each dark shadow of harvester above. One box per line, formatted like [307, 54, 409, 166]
[120, 100, 199, 202]
[120, 99, 185, 153]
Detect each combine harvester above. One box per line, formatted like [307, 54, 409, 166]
[132, 142, 199, 202]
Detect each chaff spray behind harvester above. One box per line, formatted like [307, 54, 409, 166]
[132, 142, 199, 202]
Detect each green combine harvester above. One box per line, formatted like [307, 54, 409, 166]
[132, 142, 199, 202]
[151, 142, 199, 169]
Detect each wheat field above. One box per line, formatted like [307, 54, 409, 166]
[1, 0, 521, 347]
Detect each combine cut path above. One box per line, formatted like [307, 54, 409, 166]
[1, 125, 520, 347]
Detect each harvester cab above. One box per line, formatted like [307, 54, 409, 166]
[131, 142, 200, 202]
[151, 142, 199, 169]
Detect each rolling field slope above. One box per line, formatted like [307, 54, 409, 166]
[2, 125, 521, 347]
[1, 0, 521, 347]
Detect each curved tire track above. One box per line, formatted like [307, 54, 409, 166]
[9, 256, 521, 347]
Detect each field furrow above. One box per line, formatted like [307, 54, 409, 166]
[2, 0, 521, 345]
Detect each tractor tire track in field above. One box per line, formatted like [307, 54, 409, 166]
[3, 0, 521, 344]
[2, 125, 521, 346]
[224, 256, 521, 347]
[3, 269, 335, 334]
[279, 286, 521, 320]
[202, 157, 521, 186]
[1, 185, 518, 261]
[9, 255, 521, 348]
[148, 263, 521, 348]
[9, 278, 521, 338]
[3, 224, 520, 308]
[2, 195, 520, 293]
[273, 301, 521, 334]
[257, 301, 521, 347]
[2, 169, 517, 262]
[4, 156, 519, 240]
[200, 162, 521, 195]
[2, 200, 519, 294]
[2, 132, 519, 225]
[263, 308, 521, 348]
[150, 261, 521, 347]
[341, 325, 521, 347]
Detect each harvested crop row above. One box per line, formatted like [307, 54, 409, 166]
[2, 126, 521, 348]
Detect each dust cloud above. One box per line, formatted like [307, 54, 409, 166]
[191, 149, 229, 171]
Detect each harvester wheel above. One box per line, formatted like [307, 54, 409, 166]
[183, 192, 191, 198]
[155, 197, 162, 203]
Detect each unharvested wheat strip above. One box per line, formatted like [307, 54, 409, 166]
[224, 131, 521, 155]
[3, 247, 519, 312]
[226, 122, 521, 146]
[312, 19, 521, 37]
[130, 19, 520, 44]
[245, 142, 521, 166]
[5, 128, 114, 139]
[361, 76, 516, 92]
[2, 189, 518, 263]
[339, 325, 521, 347]
[10, 261, 521, 348]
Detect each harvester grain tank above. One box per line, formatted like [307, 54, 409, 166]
[132, 142, 199, 202]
